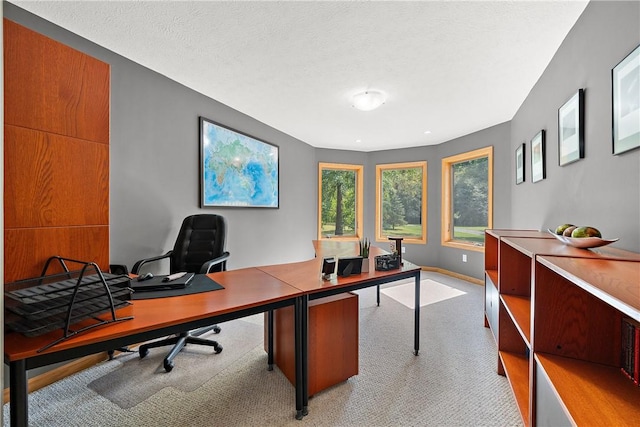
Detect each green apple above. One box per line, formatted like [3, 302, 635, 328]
[571, 226, 602, 238]
[555, 223, 574, 235]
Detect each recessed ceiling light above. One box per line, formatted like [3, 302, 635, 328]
[355, 139, 362, 143]
[352, 90, 386, 111]
[424, 130, 432, 135]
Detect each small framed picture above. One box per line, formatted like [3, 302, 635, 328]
[515, 143, 525, 185]
[531, 130, 546, 183]
[612, 44, 639, 155]
[558, 89, 585, 165]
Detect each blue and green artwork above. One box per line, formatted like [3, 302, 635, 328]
[201, 118, 279, 208]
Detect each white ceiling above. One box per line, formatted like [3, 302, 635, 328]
[9, 0, 589, 152]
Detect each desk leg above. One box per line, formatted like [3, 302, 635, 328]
[267, 309, 274, 371]
[294, 295, 309, 420]
[10, 359, 28, 427]
[414, 272, 420, 356]
[376, 285, 380, 306]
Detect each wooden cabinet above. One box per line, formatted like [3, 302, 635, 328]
[484, 230, 640, 426]
[4, 19, 111, 282]
[266, 292, 359, 397]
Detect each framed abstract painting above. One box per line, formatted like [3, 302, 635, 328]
[531, 130, 546, 183]
[612, 45, 640, 155]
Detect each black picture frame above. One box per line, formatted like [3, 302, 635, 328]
[515, 143, 525, 185]
[612, 45, 640, 155]
[558, 89, 585, 165]
[531, 130, 546, 183]
[199, 117, 279, 208]
[337, 256, 363, 277]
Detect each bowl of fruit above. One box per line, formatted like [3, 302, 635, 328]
[547, 224, 619, 249]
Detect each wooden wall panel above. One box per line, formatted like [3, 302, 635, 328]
[4, 227, 110, 283]
[3, 19, 109, 144]
[4, 18, 110, 284]
[4, 126, 109, 228]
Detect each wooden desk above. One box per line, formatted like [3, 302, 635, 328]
[5, 246, 422, 424]
[259, 242, 422, 416]
[4, 268, 303, 427]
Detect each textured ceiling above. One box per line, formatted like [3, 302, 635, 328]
[9, 1, 589, 152]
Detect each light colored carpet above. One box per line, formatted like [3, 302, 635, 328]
[87, 319, 263, 409]
[3, 272, 522, 427]
[380, 279, 467, 308]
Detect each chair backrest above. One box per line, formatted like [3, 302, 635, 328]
[170, 214, 227, 274]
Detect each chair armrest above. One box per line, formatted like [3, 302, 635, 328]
[199, 251, 231, 274]
[131, 251, 172, 274]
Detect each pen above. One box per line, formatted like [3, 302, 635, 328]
[184, 273, 194, 286]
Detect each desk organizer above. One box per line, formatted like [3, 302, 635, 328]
[374, 254, 400, 271]
[4, 256, 133, 352]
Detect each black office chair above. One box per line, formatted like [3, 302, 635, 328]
[131, 214, 230, 372]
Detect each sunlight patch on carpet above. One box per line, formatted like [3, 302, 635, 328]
[381, 279, 466, 309]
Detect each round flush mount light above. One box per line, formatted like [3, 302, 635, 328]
[352, 90, 386, 111]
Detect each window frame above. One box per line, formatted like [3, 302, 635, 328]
[375, 161, 427, 245]
[441, 146, 493, 252]
[317, 162, 364, 241]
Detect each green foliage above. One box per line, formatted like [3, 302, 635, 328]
[381, 223, 422, 238]
[453, 226, 486, 244]
[321, 169, 357, 236]
[359, 237, 370, 257]
[452, 158, 488, 227]
[381, 167, 421, 236]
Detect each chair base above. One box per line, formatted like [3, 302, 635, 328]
[139, 325, 222, 372]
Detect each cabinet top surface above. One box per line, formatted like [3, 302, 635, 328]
[538, 255, 640, 320]
[486, 229, 553, 239]
[502, 237, 640, 261]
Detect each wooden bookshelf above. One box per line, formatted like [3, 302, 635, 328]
[484, 229, 640, 426]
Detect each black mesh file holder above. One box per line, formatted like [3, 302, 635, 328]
[4, 256, 134, 352]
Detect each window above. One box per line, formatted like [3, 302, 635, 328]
[318, 163, 363, 240]
[375, 161, 427, 244]
[441, 146, 493, 251]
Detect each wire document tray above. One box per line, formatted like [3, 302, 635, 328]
[4, 256, 134, 352]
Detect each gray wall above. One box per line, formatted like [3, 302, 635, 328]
[4, 0, 640, 277]
[510, 0, 640, 252]
[316, 121, 511, 279]
[4, 3, 318, 273]
[4, 0, 640, 390]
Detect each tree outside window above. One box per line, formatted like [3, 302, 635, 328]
[318, 163, 363, 240]
[375, 161, 427, 244]
[441, 146, 493, 251]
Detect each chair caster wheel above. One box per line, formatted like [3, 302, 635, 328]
[214, 345, 223, 354]
[164, 360, 174, 372]
[139, 347, 149, 359]
[213, 325, 221, 334]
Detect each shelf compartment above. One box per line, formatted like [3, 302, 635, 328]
[501, 294, 531, 345]
[485, 269, 498, 287]
[499, 350, 530, 426]
[537, 256, 640, 322]
[498, 240, 532, 296]
[533, 261, 622, 366]
[535, 353, 640, 426]
[485, 232, 499, 271]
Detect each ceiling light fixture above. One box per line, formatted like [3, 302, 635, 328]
[352, 90, 386, 111]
